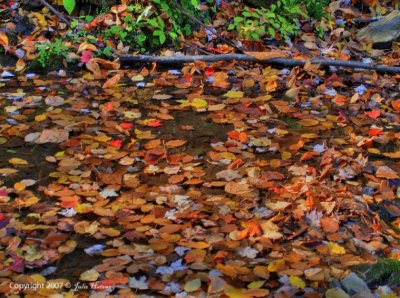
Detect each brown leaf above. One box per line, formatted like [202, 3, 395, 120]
[320, 217, 339, 233]
[224, 181, 253, 195]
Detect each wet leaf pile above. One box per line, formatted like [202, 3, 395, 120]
[1, 60, 400, 297]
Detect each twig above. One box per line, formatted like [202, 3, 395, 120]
[119, 54, 400, 73]
[352, 16, 383, 23]
[37, 0, 71, 27]
[172, 0, 243, 53]
[176, 37, 212, 55]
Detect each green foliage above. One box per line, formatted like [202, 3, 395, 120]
[36, 39, 70, 68]
[63, 0, 76, 15]
[101, 0, 210, 52]
[228, 0, 329, 41]
[353, 259, 400, 287]
[304, 0, 330, 21]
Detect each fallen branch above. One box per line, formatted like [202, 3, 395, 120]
[37, 0, 71, 27]
[119, 54, 400, 73]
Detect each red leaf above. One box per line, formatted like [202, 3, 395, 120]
[205, 67, 215, 76]
[119, 123, 133, 130]
[368, 128, 383, 136]
[108, 139, 122, 147]
[147, 119, 163, 127]
[9, 256, 24, 273]
[80, 50, 93, 63]
[365, 109, 380, 119]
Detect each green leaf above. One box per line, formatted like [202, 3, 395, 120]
[169, 31, 178, 39]
[184, 278, 201, 292]
[234, 17, 244, 23]
[63, 0, 75, 15]
[190, 0, 199, 8]
[227, 23, 235, 30]
[147, 18, 159, 28]
[153, 30, 166, 44]
[268, 27, 276, 37]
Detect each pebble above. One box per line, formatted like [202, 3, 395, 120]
[325, 288, 350, 298]
[341, 272, 373, 297]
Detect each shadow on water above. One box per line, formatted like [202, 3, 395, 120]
[0, 138, 59, 186]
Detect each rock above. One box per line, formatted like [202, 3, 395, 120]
[325, 288, 351, 298]
[341, 272, 373, 297]
[357, 10, 400, 45]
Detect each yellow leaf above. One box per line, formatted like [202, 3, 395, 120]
[267, 259, 285, 272]
[383, 151, 400, 159]
[224, 90, 244, 98]
[247, 281, 265, 289]
[14, 182, 26, 192]
[289, 276, 306, 289]
[131, 74, 144, 81]
[32, 12, 47, 27]
[55, 151, 65, 157]
[30, 274, 46, 283]
[191, 98, 208, 108]
[79, 269, 99, 282]
[24, 196, 40, 207]
[368, 148, 381, 154]
[35, 114, 47, 122]
[327, 242, 346, 254]
[224, 285, 269, 298]
[77, 42, 98, 53]
[281, 151, 292, 160]
[9, 158, 28, 165]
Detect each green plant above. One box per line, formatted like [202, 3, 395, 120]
[228, 0, 329, 41]
[36, 39, 70, 68]
[63, 0, 76, 15]
[101, 1, 209, 52]
[304, 0, 329, 21]
[228, 4, 303, 41]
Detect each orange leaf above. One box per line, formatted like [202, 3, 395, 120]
[103, 73, 121, 89]
[245, 50, 288, 60]
[0, 32, 8, 46]
[242, 220, 262, 237]
[165, 139, 187, 148]
[59, 195, 80, 208]
[392, 99, 400, 112]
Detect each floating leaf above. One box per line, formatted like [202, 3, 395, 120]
[191, 98, 208, 108]
[289, 276, 306, 289]
[79, 269, 99, 281]
[184, 278, 201, 292]
[9, 158, 28, 165]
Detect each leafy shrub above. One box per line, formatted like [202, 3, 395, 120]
[36, 39, 71, 68]
[228, 0, 329, 41]
[102, 0, 212, 52]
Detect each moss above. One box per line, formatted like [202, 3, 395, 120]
[353, 259, 400, 287]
